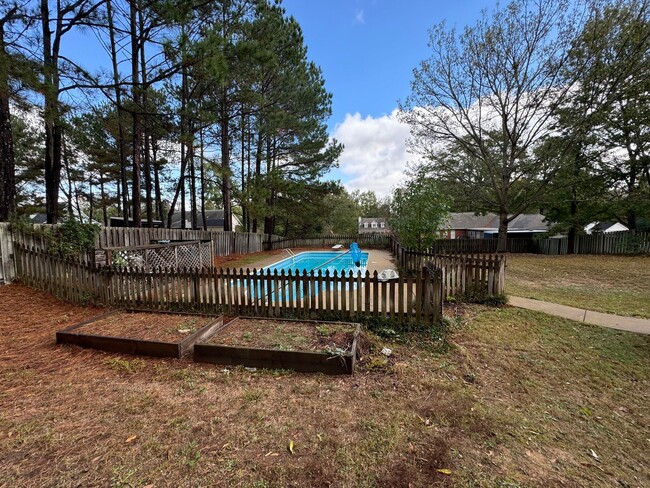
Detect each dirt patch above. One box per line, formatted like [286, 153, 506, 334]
[207, 319, 355, 352]
[76, 311, 215, 342]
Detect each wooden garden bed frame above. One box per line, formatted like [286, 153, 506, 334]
[193, 317, 361, 375]
[56, 309, 224, 359]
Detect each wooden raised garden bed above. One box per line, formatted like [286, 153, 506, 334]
[56, 310, 224, 359]
[193, 317, 361, 375]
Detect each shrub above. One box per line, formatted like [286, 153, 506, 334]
[48, 218, 100, 258]
[456, 285, 508, 306]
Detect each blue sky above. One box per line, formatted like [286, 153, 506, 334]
[281, 0, 492, 126]
[279, 0, 494, 195]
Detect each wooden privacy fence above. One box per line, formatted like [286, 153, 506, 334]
[14, 245, 442, 324]
[389, 232, 650, 255]
[390, 238, 506, 297]
[400, 237, 539, 254]
[536, 232, 650, 255]
[266, 233, 391, 250]
[574, 231, 649, 255]
[98, 227, 266, 256]
[538, 238, 569, 255]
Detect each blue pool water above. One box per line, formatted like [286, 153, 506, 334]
[239, 251, 369, 301]
[263, 251, 369, 276]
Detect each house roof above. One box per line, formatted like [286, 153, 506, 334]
[593, 221, 619, 232]
[28, 211, 101, 226]
[359, 217, 388, 225]
[448, 212, 549, 231]
[508, 213, 549, 231]
[171, 210, 227, 228]
[27, 212, 48, 224]
[447, 212, 499, 229]
[585, 221, 629, 233]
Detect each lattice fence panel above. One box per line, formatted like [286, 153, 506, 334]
[103, 241, 211, 271]
[147, 246, 178, 270]
[176, 243, 201, 269]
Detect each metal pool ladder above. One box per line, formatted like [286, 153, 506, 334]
[283, 248, 296, 262]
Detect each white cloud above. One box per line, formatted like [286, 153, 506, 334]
[331, 110, 419, 197]
[354, 9, 365, 24]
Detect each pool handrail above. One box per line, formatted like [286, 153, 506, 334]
[311, 250, 351, 272]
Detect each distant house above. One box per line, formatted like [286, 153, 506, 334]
[27, 211, 101, 226]
[584, 221, 628, 234]
[171, 209, 240, 231]
[358, 217, 390, 234]
[110, 217, 163, 228]
[441, 212, 549, 239]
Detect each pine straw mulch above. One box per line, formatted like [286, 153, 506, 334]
[76, 311, 217, 343]
[1, 284, 648, 488]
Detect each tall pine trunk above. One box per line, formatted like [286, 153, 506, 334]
[106, 0, 129, 225]
[100, 174, 108, 226]
[130, 0, 142, 227]
[0, 19, 15, 221]
[252, 132, 263, 233]
[199, 129, 207, 230]
[189, 123, 197, 230]
[139, 6, 153, 227]
[41, 0, 63, 224]
[152, 139, 163, 221]
[220, 95, 232, 231]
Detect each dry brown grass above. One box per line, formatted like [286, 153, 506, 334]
[506, 254, 650, 317]
[1, 284, 648, 487]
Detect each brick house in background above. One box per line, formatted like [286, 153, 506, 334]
[358, 217, 390, 234]
[440, 212, 549, 239]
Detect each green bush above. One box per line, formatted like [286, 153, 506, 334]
[456, 285, 508, 306]
[48, 218, 100, 259]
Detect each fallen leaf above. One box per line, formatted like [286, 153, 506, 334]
[436, 468, 452, 475]
[288, 440, 295, 454]
[125, 435, 137, 443]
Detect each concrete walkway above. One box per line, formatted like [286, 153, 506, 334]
[509, 296, 650, 335]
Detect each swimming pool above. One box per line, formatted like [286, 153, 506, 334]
[241, 251, 369, 301]
[263, 251, 369, 276]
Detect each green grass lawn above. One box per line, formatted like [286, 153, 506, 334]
[505, 254, 650, 318]
[2, 285, 649, 487]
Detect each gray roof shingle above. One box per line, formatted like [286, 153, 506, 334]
[448, 212, 549, 231]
